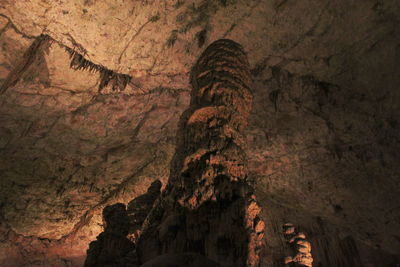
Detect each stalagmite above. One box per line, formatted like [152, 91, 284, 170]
[137, 39, 265, 266]
[283, 223, 313, 267]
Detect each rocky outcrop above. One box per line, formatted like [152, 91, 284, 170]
[127, 180, 162, 242]
[84, 203, 136, 267]
[84, 180, 162, 267]
[137, 39, 265, 266]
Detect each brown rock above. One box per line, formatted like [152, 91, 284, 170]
[0, 0, 400, 266]
[127, 180, 162, 242]
[137, 39, 265, 267]
[84, 203, 136, 267]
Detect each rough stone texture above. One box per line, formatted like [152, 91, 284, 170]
[0, 32, 187, 265]
[84, 203, 136, 267]
[283, 223, 313, 267]
[0, 0, 399, 266]
[137, 39, 265, 266]
[127, 179, 161, 241]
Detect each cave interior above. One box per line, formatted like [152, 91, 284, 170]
[0, 0, 399, 266]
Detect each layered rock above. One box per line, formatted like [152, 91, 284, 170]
[137, 39, 265, 266]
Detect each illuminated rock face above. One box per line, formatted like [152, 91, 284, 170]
[137, 39, 265, 266]
[0, 0, 400, 266]
[283, 223, 313, 267]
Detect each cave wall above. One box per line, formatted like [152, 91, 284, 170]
[0, 0, 399, 266]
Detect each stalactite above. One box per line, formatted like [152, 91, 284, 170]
[64, 46, 132, 92]
[0, 31, 133, 94]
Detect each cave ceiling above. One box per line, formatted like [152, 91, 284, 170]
[0, 0, 399, 266]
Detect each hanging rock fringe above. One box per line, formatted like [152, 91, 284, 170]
[65, 47, 132, 92]
[0, 32, 132, 94]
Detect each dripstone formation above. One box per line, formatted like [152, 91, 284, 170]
[136, 39, 265, 266]
[283, 223, 313, 267]
[84, 39, 265, 266]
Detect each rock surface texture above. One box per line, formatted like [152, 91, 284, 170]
[137, 39, 265, 266]
[84, 203, 136, 267]
[0, 0, 399, 266]
[283, 223, 313, 267]
[127, 180, 162, 242]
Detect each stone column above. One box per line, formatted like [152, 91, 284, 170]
[138, 39, 265, 267]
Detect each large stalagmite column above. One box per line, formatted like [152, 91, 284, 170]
[138, 39, 265, 266]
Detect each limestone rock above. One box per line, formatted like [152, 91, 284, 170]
[137, 39, 265, 267]
[0, 0, 399, 266]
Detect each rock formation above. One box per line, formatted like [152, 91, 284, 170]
[127, 180, 162, 242]
[283, 223, 313, 267]
[84, 180, 162, 267]
[84, 203, 136, 267]
[82, 38, 268, 265]
[0, 0, 400, 266]
[137, 39, 265, 266]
